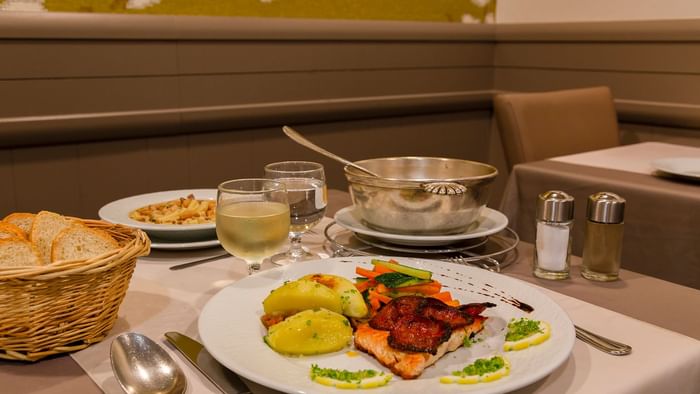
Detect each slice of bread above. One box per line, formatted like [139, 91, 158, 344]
[51, 224, 120, 262]
[0, 238, 42, 268]
[0, 222, 26, 240]
[3, 212, 35, 237]
[30, 211, 76, 264]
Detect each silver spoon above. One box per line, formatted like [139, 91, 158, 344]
[111, 332, 187, 394]
[282, 125, 381, 177]
[282, 125, 467, 195]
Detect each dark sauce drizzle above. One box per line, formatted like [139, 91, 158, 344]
[438, 267, 534, 313]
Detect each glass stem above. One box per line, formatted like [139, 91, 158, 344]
[248, 261, 261, 275]
[287, 234, 306, 262]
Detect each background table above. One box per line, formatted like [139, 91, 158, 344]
[500, 142, 700, 289]
[2, 189, 700, 393]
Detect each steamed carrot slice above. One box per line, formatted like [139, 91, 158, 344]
[372, 264, 395, 274]
[355, 279, 376, 293]
[369, 290, 392, 304]
[375, 283, 389, 294]
[430, 291, 453, 303]
[369, 296, 381, 311]
[356, 267, 381, 279]
[444, 300, 460, 307]
[396, 280, 442, 295]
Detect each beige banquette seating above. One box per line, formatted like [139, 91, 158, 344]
[494, 86, 620, 169]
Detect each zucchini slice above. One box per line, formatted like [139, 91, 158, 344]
[371, 259, 432, 280]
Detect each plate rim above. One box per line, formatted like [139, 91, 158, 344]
[149, 238, 220, 250]
[98, 188, 217, 232]
[334, 206, 509, 245]
[651, 156, 700, 180]
[198, 256, 575, 394]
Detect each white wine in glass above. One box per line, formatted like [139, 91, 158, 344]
[216, 179, 290, 274]
[264, 161, 327, 264]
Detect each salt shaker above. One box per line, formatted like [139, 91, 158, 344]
[533, 190, 574, 280]
[581, 192, 625, 281]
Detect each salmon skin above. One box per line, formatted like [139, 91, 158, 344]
[354, 296, 492, 379]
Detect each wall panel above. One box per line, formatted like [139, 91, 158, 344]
[495, 69, 700, 104]
[0, 40, 177, 79]
[177, 41, 493, 74]
[0, 77, 180, 117]
[11, 145, 81, 214]
[495, 42, 700, 75]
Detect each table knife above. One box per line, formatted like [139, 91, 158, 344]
[164, 331, 252, 394]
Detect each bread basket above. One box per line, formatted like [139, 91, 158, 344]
[0, 219, 150, 361]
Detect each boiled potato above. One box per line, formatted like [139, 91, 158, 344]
[264, 308, 353, 355]
[301, 273, 368, 318]
[263, 279, 343, 315]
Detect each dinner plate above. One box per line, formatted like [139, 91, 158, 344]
[199, 257, 575, 394]
[334, 206, 509, 246]
[149, 238, 220, 250]
[651, 157, 700, 181]
[98, 189, 217, 242]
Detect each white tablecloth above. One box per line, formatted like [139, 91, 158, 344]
[71, 217, 700, 394]
[550, 141, 700, 175]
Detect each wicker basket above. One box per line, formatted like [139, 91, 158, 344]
[0, 219, 150, 361]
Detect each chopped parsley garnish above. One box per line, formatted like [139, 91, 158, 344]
[452, 356, 505, 377]
[463, 336, 473, 348]
[310, 364, 380, 383]
[505, 318, 543, 342]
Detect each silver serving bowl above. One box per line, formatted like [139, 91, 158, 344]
[344, 157, 498, 235]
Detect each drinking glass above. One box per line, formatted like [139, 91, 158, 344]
[216, 179, 290, 274]
[264, 161, 327, 265]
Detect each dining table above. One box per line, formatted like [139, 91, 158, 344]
[1, 189, 700, 394]
[499, 141, 700, 290]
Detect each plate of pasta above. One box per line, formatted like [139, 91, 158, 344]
[99, 189, 217, 242]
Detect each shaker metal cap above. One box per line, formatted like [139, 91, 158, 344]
[587, 192, 625, 223]
[537, 190, 574, 222]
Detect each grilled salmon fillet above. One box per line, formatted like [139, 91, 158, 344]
[354, 317, 485, 379]
[354, 296, 493, 379]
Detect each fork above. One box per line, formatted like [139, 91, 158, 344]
[575, 325, 632, 356]
[444, 253, 502, 272]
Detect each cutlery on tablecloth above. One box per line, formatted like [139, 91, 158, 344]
[169, 253, 230, 271]
[575, 325, 632, 356]
[111, 332, 187, 394]
[165, 331, 252, 394]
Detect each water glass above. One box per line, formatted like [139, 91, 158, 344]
[264, 161, 327, 265]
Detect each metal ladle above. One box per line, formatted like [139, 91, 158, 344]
[282, 125, 467, 195]
[110, 332, 187, 394]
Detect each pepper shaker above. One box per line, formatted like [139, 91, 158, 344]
[533, 190, 574, 280]
[581, 192, 625, 281]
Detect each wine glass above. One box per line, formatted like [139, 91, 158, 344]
[215, 179, 290, 274]
[264, 161, 327, 265]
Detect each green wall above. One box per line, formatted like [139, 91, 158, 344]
[1, 0, 496, 23]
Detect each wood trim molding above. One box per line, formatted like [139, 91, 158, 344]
[0, 91, 494, 148]
[615, 99, 700, 129]
[3, 13, 700, 42]
[495, 19, 700, 42]
[0, 12, 493, 41]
